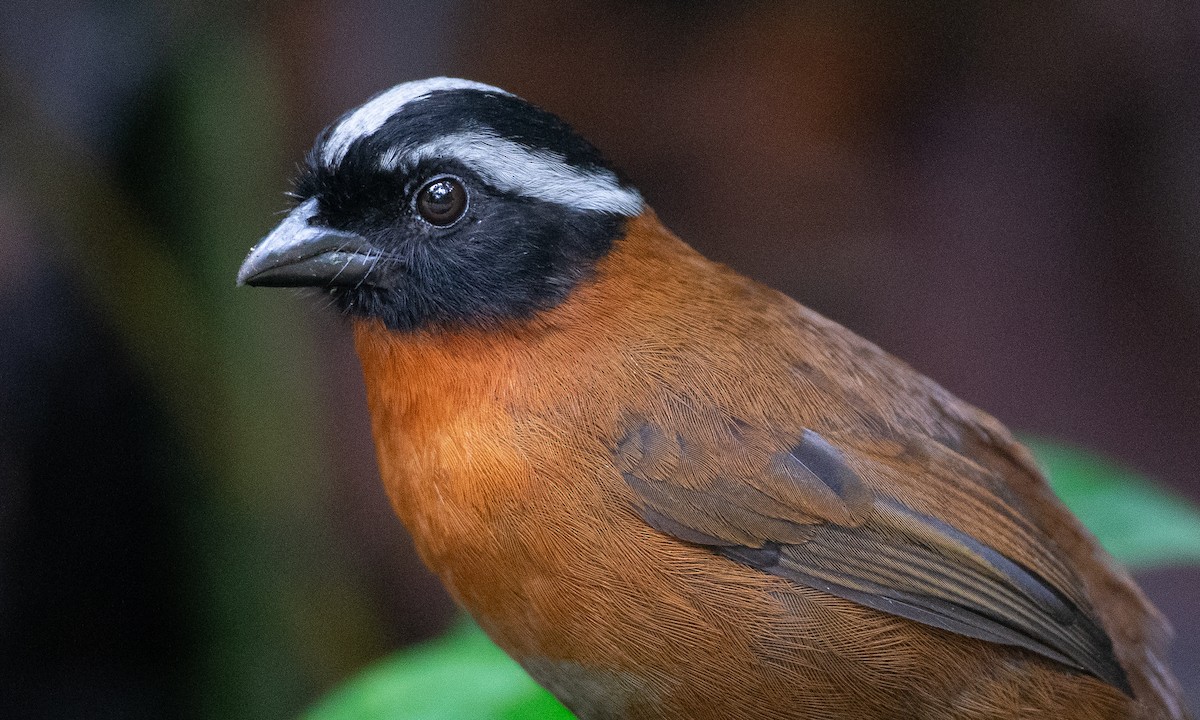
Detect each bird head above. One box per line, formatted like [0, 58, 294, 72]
[237, 77, 644, 332]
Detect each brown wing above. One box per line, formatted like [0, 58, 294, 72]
[614, 416, 1132, 694]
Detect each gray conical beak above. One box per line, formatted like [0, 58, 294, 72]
[237, 198, 378, 287]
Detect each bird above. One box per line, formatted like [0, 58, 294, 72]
[237, 77, 1191, 719]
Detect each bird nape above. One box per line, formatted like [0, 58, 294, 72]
[238, 78, 1191, 720]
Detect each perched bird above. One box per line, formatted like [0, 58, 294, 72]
[238, 78, 1190, 719]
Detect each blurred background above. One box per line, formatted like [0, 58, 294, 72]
[1, 1, 1197, 718]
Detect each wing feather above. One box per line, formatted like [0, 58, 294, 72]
[615, 417, 1131, 693]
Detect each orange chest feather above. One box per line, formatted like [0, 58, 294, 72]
[351, 317, 618, 592]
[347, 216, 745, 660]
[354, 325, 525, 559]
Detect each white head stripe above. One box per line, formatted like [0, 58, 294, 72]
[380, 132, 644, 216]
[321, 78, 511, 167]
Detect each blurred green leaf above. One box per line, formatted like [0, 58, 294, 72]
[1026, 438, 1200, 568]
[302, 621, 573, 720]
[305, 441, 1200, 720]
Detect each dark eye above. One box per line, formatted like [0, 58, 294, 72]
[416, 177, 468, 226]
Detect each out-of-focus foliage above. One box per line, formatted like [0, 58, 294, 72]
[303, 442, 1200, 720]
[1030, 439, 1200, 568]
[303, 621, 573, 720]
[0, 28, 400, 720]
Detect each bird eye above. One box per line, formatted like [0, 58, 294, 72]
[416, 177, 468, 226]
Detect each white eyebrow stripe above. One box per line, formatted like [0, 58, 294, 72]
[321, 78, 511, 167]
[380, 132, 644, 216]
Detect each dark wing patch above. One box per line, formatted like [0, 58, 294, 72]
[616, 418, 1131, 694]
[769, 430, 872, 525]
[781, 430, 865, 500]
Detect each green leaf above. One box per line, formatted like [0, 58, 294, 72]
[301, 620, 574, 720]
[304, 441, 1200, 719]
[1025, 438, 1200, 568]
